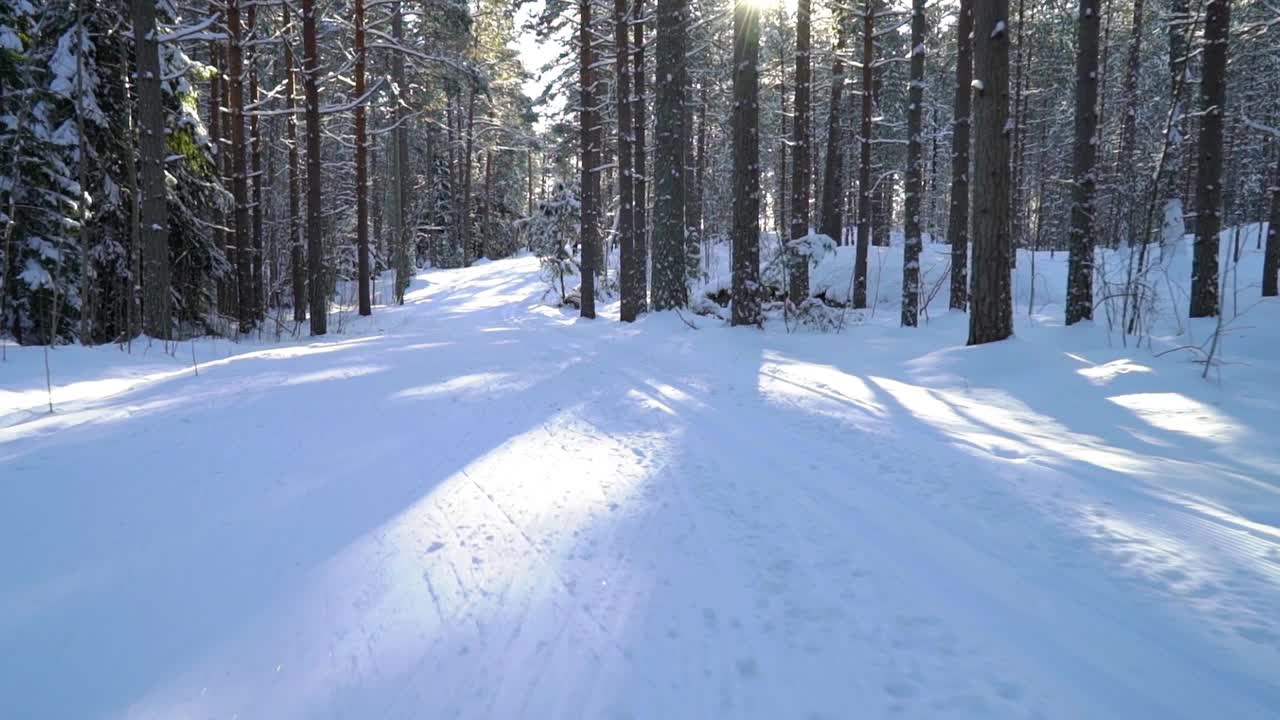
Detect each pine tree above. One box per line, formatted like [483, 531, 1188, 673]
[1065, 0, 1101, 325]
[301, 0, 326, 334]
[788, 0, 811, 305]
[617, 0, 640, 322]
[578, 0, 597, 319]
[652, 0, 688, 309]
[817, 9, 849, 248]
[731, 0, 761, 327]
[901, 0, 926, 327]
[226, 0, 253, 330]
[1189, 0, 1231, 319]
[1, 4, 81, 344]
[947, 0, 973, 311]
[283, 1, 305, 323]
[354, 0, 371, 315]
[134, 0, 172, 339]
[633, 0, 649, 311]
[967, 0, 1013, 345]
[1265, 152, 1279, 297]
[852, 0, 874, 309]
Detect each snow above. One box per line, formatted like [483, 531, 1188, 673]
[17, 258, 52, 289]
[0, 25, 22, 52]
[3, 233, 1280, 718]
[1163, 198, 1186, 258]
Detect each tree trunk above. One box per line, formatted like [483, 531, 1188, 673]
[777, 46, 788, 243]
[248, 4, 263, 322]
[683, 77, 698, 283]
[354, 0, 371, 315]
[618, 0, 639, 321]
[132, 0, 171, 339]
[731, 0, 762, 326]
[947, 0, 973, 310]
[482, 146, 493, 258]
[1189, 0, 1230, 318]
[1264, 152, 1280, 296]
[901, 0, 925, 327]
[633, 0, 648, 309]
[301, 0, 326, 334]
[788, 0, 812, 304]
[227, 0, 253, 331]
[208, 33, 226, 317]
[220, 42, 237, 318]
[653, 0, 688, 309]
[696, 84, 708, 269]
[579, 0, 597, 318]
[818, 10, 850, 247]
[284, 2, 305, 322]
[460, 84, 476, 268]
[967, 0, 1013, 345]
[1113, 0, 1145, 241]
[1010, 0, 1027, 257]
[392, 5, 412, 297]
[872, 46, 890, 250]
[1066, 0, 1101, 325]
[75, 0, 92, 342]
[1169, 0, 1190, 95]
[120, 48, 142, 338]
[853, 0, 874, 309]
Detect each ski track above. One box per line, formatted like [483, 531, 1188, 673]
[2, 255, 1279, 719]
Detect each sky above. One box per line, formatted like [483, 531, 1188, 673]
[513, 0, 561, 103]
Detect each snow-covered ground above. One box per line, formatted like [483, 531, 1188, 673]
[3, 234, 1280, 719]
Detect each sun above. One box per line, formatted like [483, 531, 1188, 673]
[739, 0, 799, 13]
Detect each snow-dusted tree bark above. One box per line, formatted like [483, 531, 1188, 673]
[207, 34, 226, 315]
[132, 0, 171, 338]
[578, 0, 597, 318]
[75, 0, 92, 343]
[390, 4, 412, 299]
[354, 0, 371, 315]
[967, 0, 1013, 345]
[283, 2, 305, 323]
[817, 10, 849, 248]
[653, 0, 688, 309]
[947, 0, 973, 311]
[1066, 0, 1101, 325]
[301, 0, 326, 334]
[120, 47, 142, 338]
[248, 4, 263, 322]
[901, 0, 925, 327]
[777, 40, 789, 242]
[634, 0, 648, 309]
[731, 0, 761, 327]
[788, 0, 811, 304]
[1113, 0, 1145, 235]
[1189, 0, 1230, 318]
[853, 0, 874, 309]
[695, 84, 708, 268]
[227, 0, 253, 330]
[1169, 0, 1190, 95]
[1266, 152, 1280, 297]
[459, 84, 475, 268]
[618, 0, 640, 322]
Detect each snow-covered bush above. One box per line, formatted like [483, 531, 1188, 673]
[520, 181, 580, 305]
[788, 297, 841, 332]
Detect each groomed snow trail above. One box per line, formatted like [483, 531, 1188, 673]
[3, 256, 1280, 719]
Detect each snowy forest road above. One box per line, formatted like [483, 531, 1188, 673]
[3, 256, 1280, 719]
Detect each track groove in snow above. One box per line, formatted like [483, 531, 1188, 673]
[2, 253, 1279, 718]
